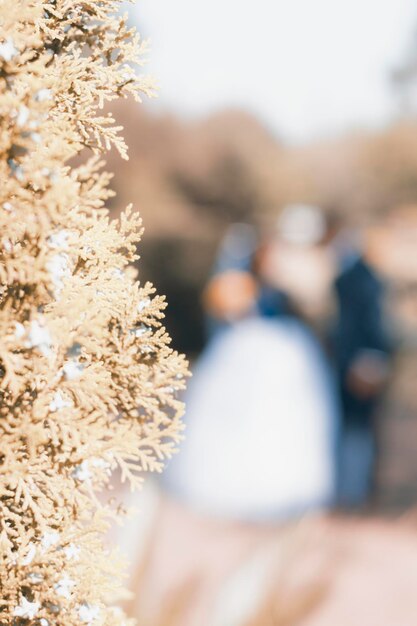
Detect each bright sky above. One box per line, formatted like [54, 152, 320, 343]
[132, 0, 417, 142]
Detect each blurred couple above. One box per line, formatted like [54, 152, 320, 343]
[164, 221, 337, 521]
[127, 205, 392, 626]
[166, 205, 391, 515]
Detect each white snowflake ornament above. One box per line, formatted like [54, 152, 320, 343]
[62, 360, 84, 380]
[41, 531, 60, 551]
[35, 88, 52, 102]
[13, 596, 40, 619]
[78, 603, 100, 624]
[55, 575, 75, 599]
[27, 320, 52, 357]
[48, 229, 72, 250]
[16, 106, 29, 127]
[64, 543, 81, 562]
[21, 542, 36, 565]
[46, 252, 71, 297]
[0, 38, 17, 61]
[72, 460, 92, 482]
[14, 322, 25, 339]
[49, 391, 73, 412]
[137, 298, 151, 313]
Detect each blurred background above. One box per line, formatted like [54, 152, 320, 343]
[108, 1, 417, 624]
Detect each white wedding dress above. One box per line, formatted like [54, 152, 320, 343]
[163, 316, 338, 521]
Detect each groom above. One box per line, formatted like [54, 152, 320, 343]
[326, 213, 392, 508]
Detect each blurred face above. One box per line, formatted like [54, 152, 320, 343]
[365, 221, 417, 282]
[257, 239, 336, 318]
[203, 270, 258, 321]
[364, 211, 417, 333]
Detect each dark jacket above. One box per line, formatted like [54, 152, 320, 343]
[334, 257, 391, 426]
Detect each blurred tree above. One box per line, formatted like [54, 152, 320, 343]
[172, 152, 259, 223]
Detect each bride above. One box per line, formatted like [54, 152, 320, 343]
[163, 269, 339, 521]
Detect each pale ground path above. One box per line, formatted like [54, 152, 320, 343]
[303, 516, 417, 626]
[114, 483, 417, 626]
